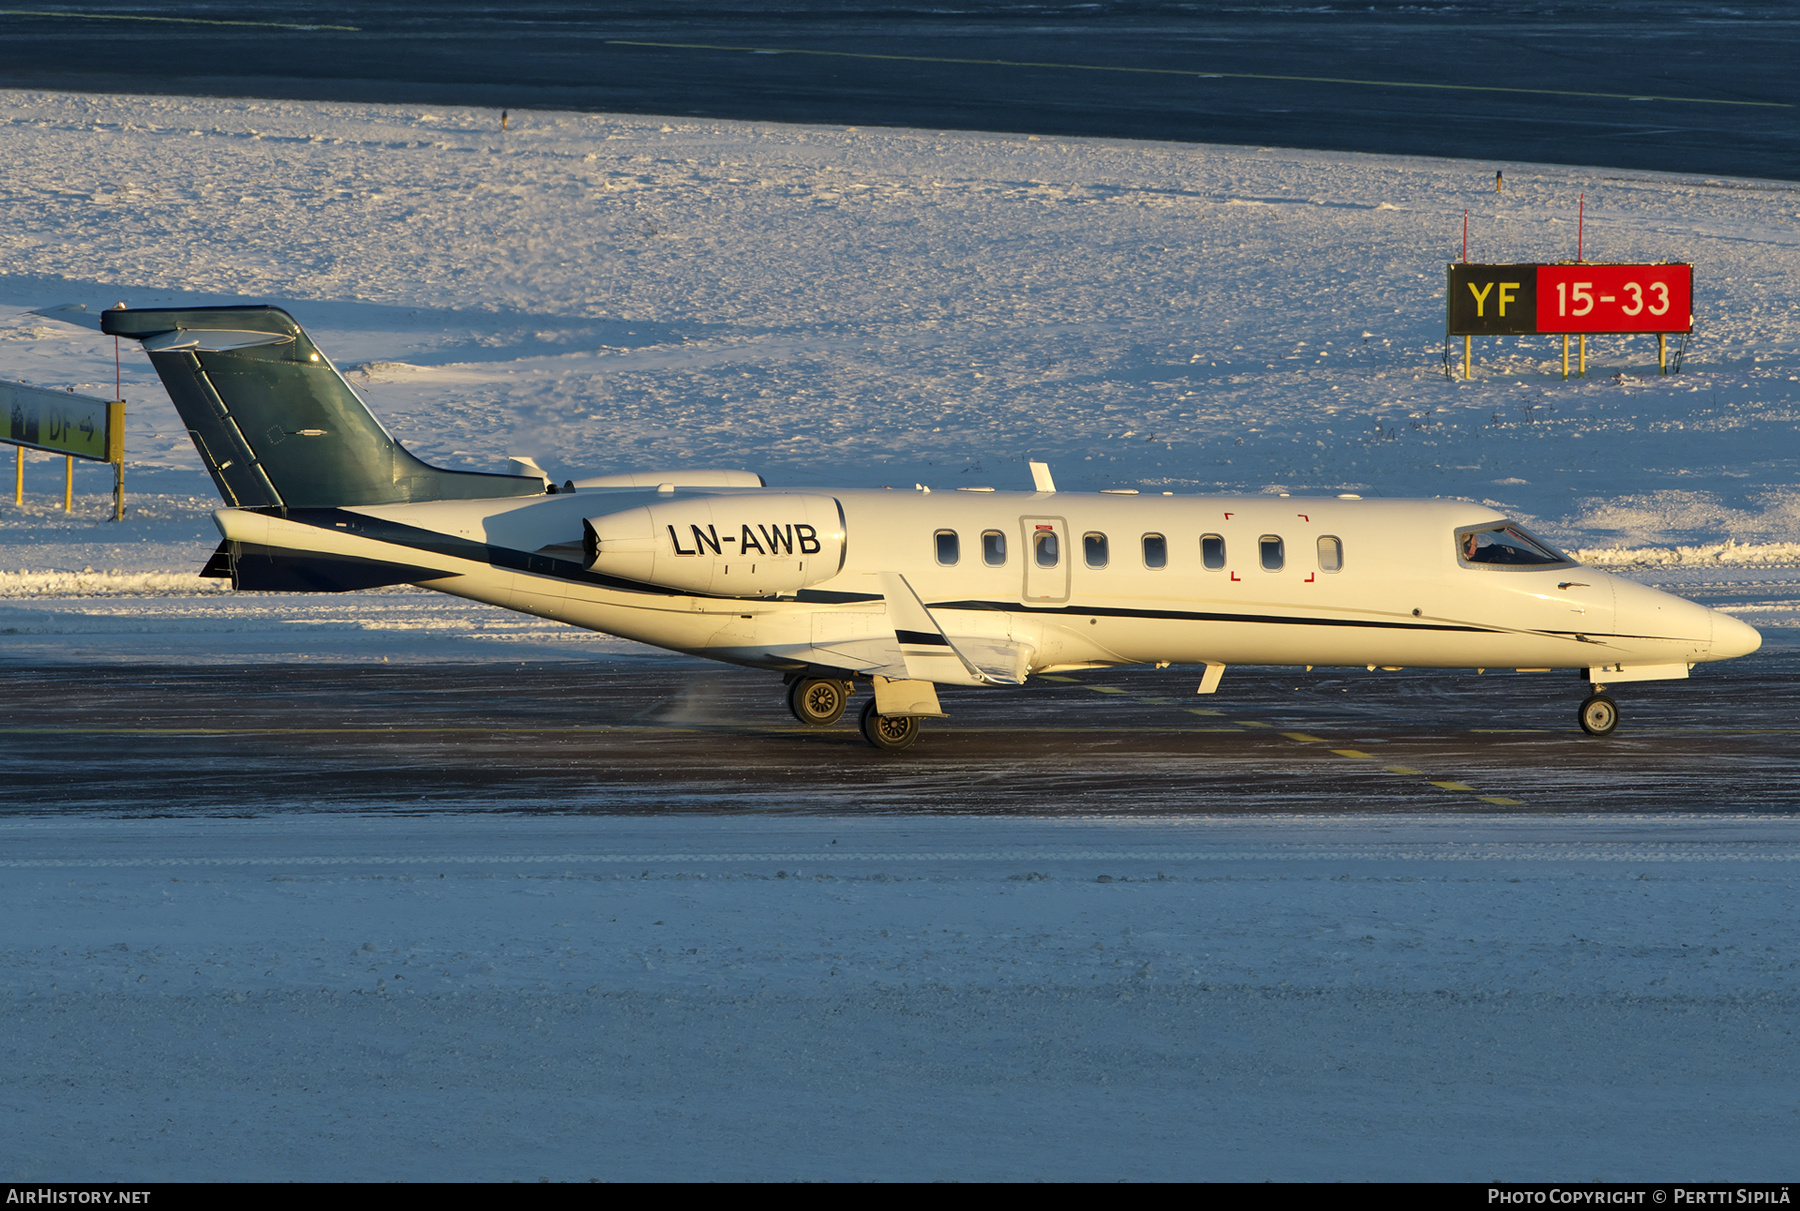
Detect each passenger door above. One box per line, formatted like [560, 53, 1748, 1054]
[1020, 516, 1070, 603]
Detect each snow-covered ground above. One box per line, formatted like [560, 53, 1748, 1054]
[2, 89, 1798, 646]
[2, 90, 1799, 558]
[6, 813, 1799, 1181]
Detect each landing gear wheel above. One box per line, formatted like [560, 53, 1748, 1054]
[788, 677, 851, 727]
[858, 697, 922, 751]
[1578, 693, 1620, 737]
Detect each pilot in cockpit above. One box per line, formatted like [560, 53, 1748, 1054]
[1459, 524, 1570, 567]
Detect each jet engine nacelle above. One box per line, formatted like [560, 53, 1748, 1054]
[583, 493, 846, 597]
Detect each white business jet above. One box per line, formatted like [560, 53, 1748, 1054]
[102, 306, 1760, 750]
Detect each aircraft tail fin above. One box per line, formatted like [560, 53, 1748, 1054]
[101, 305, 543, 509]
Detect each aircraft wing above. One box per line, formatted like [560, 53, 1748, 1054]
[780, 574, 1035, 686]
[797, 633, 1034, 685]
[802, 637, 910, 680]
[947, 635, 1034, 686]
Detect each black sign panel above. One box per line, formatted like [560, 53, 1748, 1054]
[1446, 263, 1539, 335]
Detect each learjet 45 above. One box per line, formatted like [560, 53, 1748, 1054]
[102, 305, 1761, 750]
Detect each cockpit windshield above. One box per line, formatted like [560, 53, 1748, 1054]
[1456, 522, 1574, 568]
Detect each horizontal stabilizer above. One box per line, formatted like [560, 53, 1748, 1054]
[142, 329, 293, 354]
[570, 469, 765, 489]
[29, 304, 103, 332]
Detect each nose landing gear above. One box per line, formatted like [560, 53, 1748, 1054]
[1578, 692, 1620, 737]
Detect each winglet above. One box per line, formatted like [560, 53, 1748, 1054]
[1029, 461, 1055, 492]
[877, 571, 999, 688]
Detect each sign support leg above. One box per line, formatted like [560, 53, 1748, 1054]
[1463, 335, 1472, 380]
[1659, 333, 1667, 375]
[1579, 334, 1587, 378]
[106, 400, 125, 521]
[63, 456, 73, 512]
[1562, 335, 1569, 381]
[12, 445, 20, 506]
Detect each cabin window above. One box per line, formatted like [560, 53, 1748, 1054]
[1456, 523, 1572, 568]
[1083, 532, 1108, 569]
[1142, 533, 1168, 569]
[1317, 535, 1343, 573]
[1260, 535, 1285, 571]
[982, 530, 1007, 567]
[1201, 533, 1226, 570]
[1034, 529, 1060, 569]
[935, 530, 960, 566]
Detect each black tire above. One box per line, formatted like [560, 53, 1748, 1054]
[787, 677, 850, 727]
[858, 696, 922, 751]
[1578, 693, 1620, 737]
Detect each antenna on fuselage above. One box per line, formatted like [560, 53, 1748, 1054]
[1028, 461, 1056, 493]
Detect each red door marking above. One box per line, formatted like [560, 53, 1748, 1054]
[1305, 573, 1316, 583]
[1297, 514, 1309, 522]
[1223, 512, 1234, 520]
[1229, 571, 1240, 581]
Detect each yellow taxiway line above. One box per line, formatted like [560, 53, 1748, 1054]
[1046, 675, 1531, 804]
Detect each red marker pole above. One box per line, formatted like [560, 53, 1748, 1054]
[1577, 194, 1587, 375]
[112, 332, 125, 520]
[1462, 209, 1471, 378]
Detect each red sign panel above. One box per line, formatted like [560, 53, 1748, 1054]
[1535, 263, 1691, 334]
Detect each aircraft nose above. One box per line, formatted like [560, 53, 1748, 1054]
[1710, 610, 1763, 660]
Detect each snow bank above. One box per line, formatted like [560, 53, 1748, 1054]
[1573, 540, 1800, 567]
[0, 569, 224, 596]
[0, 588, 651, 663]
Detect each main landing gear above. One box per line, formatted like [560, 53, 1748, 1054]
[1578, 691, 1620, 737]
[784, 676, 925, 751]
[858, 697, 922, 752]
[787, 676, 852, 727]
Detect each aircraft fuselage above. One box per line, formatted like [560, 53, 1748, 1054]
[212, 485, 1758, 686]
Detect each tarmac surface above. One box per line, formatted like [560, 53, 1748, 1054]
[0, 2, 1796, 179]
[6, 644, 1794, 815]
